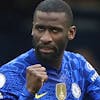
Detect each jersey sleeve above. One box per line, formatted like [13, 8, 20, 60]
[19, 85, 35, 100]
[0, 63, 26, 100]
[84, 62, 100, 100]
[0, 69, 21, 100]
[0, 91, 18, 100]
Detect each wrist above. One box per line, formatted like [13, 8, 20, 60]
[21, 86, 35, 98]
[27, 88, 36, 95]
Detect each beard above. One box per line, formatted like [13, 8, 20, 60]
[32, 38, 68, 64]
[34, 42, 59, 63]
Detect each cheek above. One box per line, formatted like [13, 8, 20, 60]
[32, 32, 41, 43]
[54, 35, 68, 52]
[53, 34, 67, 45]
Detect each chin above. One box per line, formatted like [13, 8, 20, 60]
[37, 52, 55, 63]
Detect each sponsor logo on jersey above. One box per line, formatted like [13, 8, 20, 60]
[71, 83, 81, 99]
[86, 62, 94, 70]
[86, 62, 99, 82]
[35, 92, 47, 99]
[91, 72, 99, 82]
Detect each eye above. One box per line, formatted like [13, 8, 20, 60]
[35, 25, 45, 32]
[52, 29, 58, 33]
[50, 27, 63, 33]
[38, 27, 45, 32]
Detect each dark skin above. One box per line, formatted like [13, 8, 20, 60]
[26, 64, 48, 94]
[26, 11, 76, 94]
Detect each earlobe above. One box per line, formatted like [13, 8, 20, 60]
[67, 25, 76, 40]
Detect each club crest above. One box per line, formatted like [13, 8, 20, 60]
[0, 73, 6, 88]
[0, 92, 3, 99]
[56, 83, 67, 100]
[71, 83, 81, 99]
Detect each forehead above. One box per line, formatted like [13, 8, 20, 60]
[34, 11, 67, 26]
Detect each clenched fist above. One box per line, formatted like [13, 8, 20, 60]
[26, 64, 48, 94]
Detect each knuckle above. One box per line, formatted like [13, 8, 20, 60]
[41, 67, 46, 71]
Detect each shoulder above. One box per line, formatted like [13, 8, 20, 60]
[64, 51, 100, 81]
[63, 51, 86, 67]
[64, 50, 85, 60]
[0, 49, 36, 83]
[0, 49, 35, 72]
[0, 49, 35, 96]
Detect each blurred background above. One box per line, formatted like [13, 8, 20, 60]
[0, 0, 100, 73]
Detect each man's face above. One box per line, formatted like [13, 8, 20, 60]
[32, 11, 69, 63]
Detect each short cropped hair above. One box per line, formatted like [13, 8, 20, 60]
[33, 0, 73, 27]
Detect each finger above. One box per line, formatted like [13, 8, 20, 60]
[35, 67, 46, 72]
[27, 66, 46, 73]
[27, 68, 47, 79]
[43, 75, 48, 82]
[39, 74, 48, 82]
[27, 64, 42, 69]
[38, 71, 47, 76]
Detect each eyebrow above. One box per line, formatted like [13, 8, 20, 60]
[34, 24, 63, 31]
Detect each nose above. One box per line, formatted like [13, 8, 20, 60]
[40, 30, 52, 44]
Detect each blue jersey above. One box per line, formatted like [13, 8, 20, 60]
[0, 49, 100, 100]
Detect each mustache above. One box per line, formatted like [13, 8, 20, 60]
[36, 43, 58, 51]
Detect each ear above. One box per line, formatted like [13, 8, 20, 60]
[31, 31, 34, 36]
[31, 22, 34, 36]
[67, 25, 76, 40]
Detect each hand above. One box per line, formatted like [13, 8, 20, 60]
[26, 64, 48, 94]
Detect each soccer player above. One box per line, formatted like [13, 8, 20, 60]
[0, 0, 100, 100]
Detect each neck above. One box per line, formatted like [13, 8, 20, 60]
[41, 54, 63, 69]
[50, 57, 62, 69]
